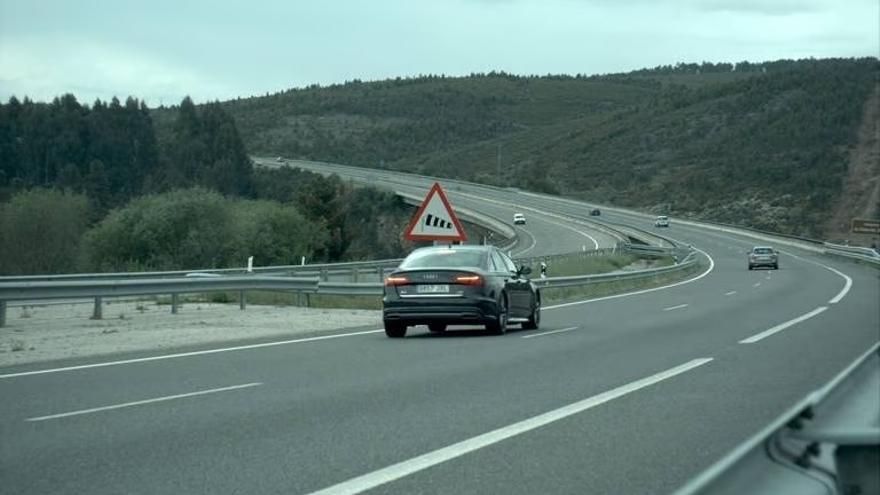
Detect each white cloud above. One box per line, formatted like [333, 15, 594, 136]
[0, 36, 237, 105]
[0, 0, 876, 104]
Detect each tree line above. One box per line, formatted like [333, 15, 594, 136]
[0, 95, 413, 275]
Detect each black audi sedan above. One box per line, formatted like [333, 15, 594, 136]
[382, 245, 541, 338]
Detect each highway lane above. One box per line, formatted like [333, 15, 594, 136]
[2, 167, 878, 494]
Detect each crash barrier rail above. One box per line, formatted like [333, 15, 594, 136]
[502, 187, 880, 268]
[533, 251, 698, 290]
[515, 247, 621, 267]
[674, 342, 880, 495]
[0, 245, 694, 327]
[0, 258, 406, 284]
[0, 276, 320, 326]
[678, 219, 880, 266]
[308, 250, 698, 297]
[822, 242, 880, 265]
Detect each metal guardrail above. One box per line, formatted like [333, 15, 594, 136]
[0, 258, 406, 284]
[249, 249, 698, 299]
[0, 246, 697, 327]
[533, 254, 698, 289]
[515, 247, 622, 267]
[674, 342, 880, 495]
[823, 243, 880, 265]
[0, 276, 319, 301]
[0, 276, 320, 326]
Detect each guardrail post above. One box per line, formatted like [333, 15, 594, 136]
[171, 294, 179, 314]
[0, 301, 6, 328]
[239, 290, 246, 310]
[320, 268, 329, 282]
[305, 293, 311, 308]
[377, 266, 383, 282]
[352, 268, 359, 283]
[296, 291, 304, 307]
[92, 297, 103, 320]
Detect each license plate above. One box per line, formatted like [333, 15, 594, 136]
[417, 284, 449, 294]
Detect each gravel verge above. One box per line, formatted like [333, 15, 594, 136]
[0, 301, 381, 367]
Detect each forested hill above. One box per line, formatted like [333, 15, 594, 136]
[216, 57, 879, 238]
[0, 96, 413, 275]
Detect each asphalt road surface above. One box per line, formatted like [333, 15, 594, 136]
[1, 163, 877, 495]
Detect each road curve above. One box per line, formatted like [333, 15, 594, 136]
[1, 162, 877, 495]
[258, 158, 621, 254]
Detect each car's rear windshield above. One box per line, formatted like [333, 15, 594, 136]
[400, 250, 487, 269]
[753, 247, 774, 254]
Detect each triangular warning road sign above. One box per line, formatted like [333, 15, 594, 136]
[403, 182, 468, 242]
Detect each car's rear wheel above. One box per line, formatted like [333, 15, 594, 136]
[428, 323, 447, 333]
[773, 263, 779, 270]
[522, 297, 540, 330]
[384, 322, 407, 338]
[486, 295, 508, 335]
[748, 265, 753, 270]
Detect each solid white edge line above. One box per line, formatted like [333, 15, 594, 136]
[512, 226, 538, 257]
[739, 307, 829, 344]
[307, 358, 714, 495]
[778, 250, 852, 304]
[724, 291, 737, 296]
[521, 326, 578, 339]
[0, 329, 384, 379]
[26, 382, 262, 421]
[663, 304, 689, 312]
[543, 247, 715, 311]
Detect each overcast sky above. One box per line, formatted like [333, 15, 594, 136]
[1, 0, 877, 106]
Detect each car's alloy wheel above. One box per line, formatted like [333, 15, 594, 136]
[487, 296, 508, 335]
[523, 299, 540, 330]
[428, 323, 447, 333]
[385, 322, 407, 338]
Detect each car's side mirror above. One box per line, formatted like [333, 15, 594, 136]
[518, 265, 532, 275]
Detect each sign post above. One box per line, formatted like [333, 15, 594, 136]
[403, 182, 467, 244]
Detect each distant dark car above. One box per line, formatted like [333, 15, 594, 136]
[382, 245, 541, 337]
[590, 209, 601, 216]
[748, 246, 779, 270]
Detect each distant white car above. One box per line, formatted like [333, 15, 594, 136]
[654, 215, 669, 228]
[276, 156, 284, 163]
[513, 213, 526, 225]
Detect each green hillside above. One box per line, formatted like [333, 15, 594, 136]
[197, 58, 877, 238]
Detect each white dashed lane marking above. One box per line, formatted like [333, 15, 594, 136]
[663, 304, 689, 312]
[521, 327, 579, 339]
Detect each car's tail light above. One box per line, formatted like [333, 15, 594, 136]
[385, 276, 409, 286]
[454, 275, 483, 286]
